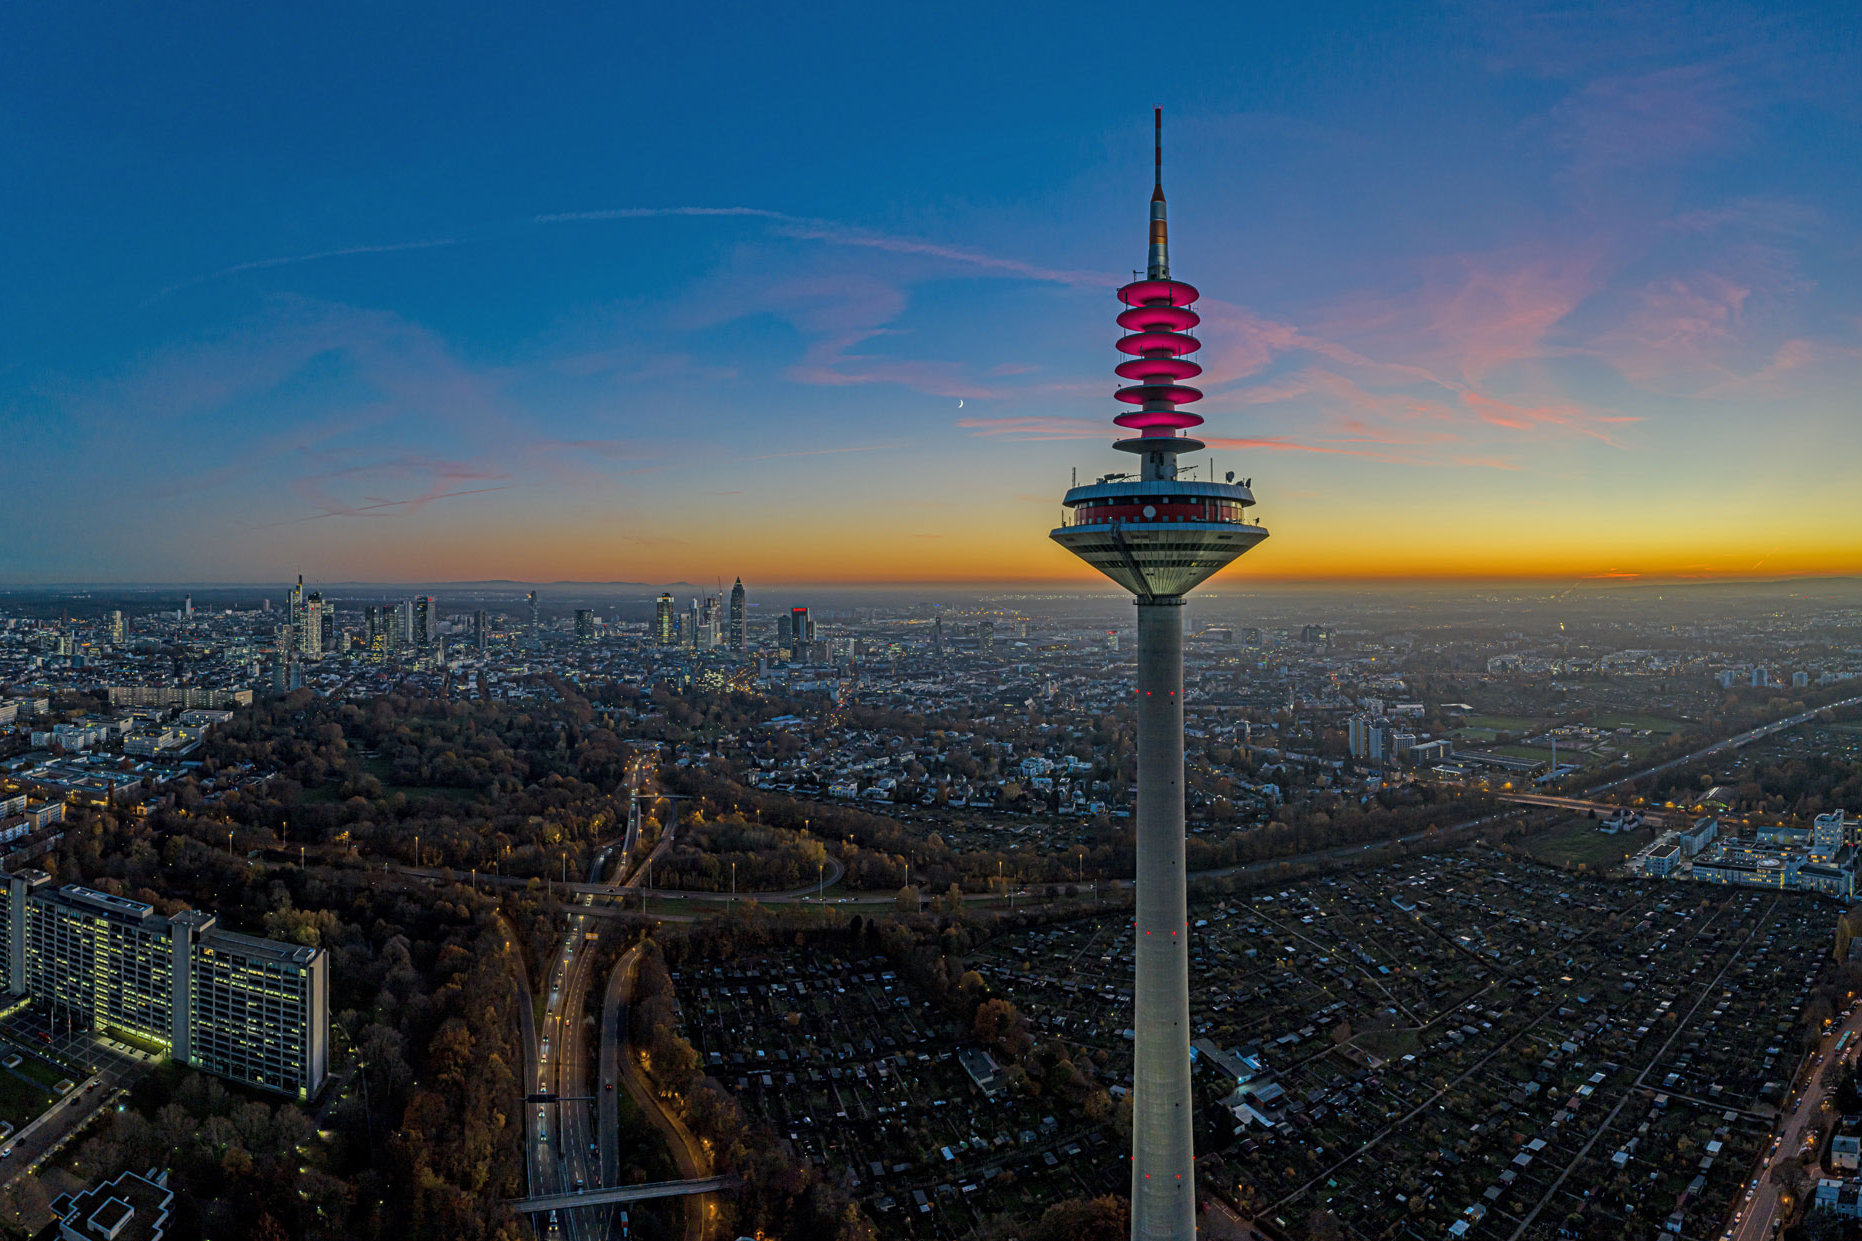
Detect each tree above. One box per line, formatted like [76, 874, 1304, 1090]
[1028, 1195, 1127, 1241]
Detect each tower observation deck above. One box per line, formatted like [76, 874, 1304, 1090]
[1051, 111, 1267, 601]
[1050, 111, 1270, 1241]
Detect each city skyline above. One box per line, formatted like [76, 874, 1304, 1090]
[5, 4, 1861, 587]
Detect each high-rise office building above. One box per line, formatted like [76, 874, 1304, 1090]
[183, 594, 193, 619]
[474, 608, 489, 653]
[980, 620, 996, 656]
[574, 609, 595, 642]
[4, 875, 326, 1100]
[1813, 810, 1848, 864]
[299, 594, 323, 659]
[789, 607, 809, 662]
[395, 600, 414, 651]
[728, 578, 746, 651]
[412, 596, 434, 650]
[364, 606, 388, 662]
[654, 593, 677, 646]
[108, 611, 125, 644]
[700, 595, 721, 648]
[527, 591, 540, 648]
[1049, 112, 1270, 1241]
[932, 614, 945, 657]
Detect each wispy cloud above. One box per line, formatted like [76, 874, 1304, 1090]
[151, 238, 464, 302]
[274, 453, 513, 524]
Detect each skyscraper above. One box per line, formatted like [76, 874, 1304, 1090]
[574, 609, 595, 642]
[654, 593, 676, 646]
[473, 608, 489, 653]
[789, 607, 808, 662]
[979, 620, 995, 657]
[700, 595, 721, 648]
[365, 606, 389, 662]
[728, 578, 746, 651]
[1049, 111, 1269, 1241]
[527, 591, 539, 648]
[299, 593, 323, 659]
[414, 596, 435, 650]
[108, 611, 125, 644]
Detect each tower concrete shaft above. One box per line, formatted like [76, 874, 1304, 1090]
[1132, 598, 1194, 1240]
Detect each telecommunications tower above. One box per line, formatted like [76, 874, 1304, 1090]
[1050, 110, 1269, 1241]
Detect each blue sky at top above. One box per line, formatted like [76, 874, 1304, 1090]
[2, 1, 1859, 583]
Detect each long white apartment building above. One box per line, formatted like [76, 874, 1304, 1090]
[0, 874, 326, 1099]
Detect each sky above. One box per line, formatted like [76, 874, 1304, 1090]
[2, 1, 1859, 587]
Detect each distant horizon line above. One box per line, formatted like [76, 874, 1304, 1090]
[1, 571, 1859, 595]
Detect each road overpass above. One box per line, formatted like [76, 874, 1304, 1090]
[512, 1175, 736, 1213]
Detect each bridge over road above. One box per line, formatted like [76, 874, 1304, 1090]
[510, 1174, 736, 1214]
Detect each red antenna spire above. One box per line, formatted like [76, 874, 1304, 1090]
[1148, 108, 1169, 279]
[1153, 106, 1165, 201]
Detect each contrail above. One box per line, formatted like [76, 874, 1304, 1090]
[150, 206, 1107, 300]
[149, 237, 464, 302]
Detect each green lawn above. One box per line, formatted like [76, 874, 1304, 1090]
[1495, 744, 1555, 759]
[0, 1043, 80, 1089]
[1523, 819, 1654, 870]
[1459, 715, 1550, 732]
[0, 1070, 52, 1132]
[1586, 714, 1689, 733]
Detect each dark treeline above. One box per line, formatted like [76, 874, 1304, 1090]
[188, 689, 636, 880]
[667, 765, 1491, 893]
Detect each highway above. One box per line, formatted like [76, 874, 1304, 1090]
[527, 841, 610, 1241]
[525, 753, 657, 1241]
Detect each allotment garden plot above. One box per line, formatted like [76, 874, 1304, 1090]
[966, 851, 1834, 1241]
[674, 950, 1122, 1238]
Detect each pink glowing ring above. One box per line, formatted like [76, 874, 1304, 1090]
[1115, 383, 1203, 406]
[1118, 278, 1199, 308]
[1114, 408, 1205, 430]
[1117, 304, 1201, 333]
[1116, 330, 1199, 358]
[1116, 356, 1202, 383]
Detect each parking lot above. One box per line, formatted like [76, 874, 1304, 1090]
[0, 1010, 157, 1188]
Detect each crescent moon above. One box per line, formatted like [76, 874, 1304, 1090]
[958, 399, 964, 408]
